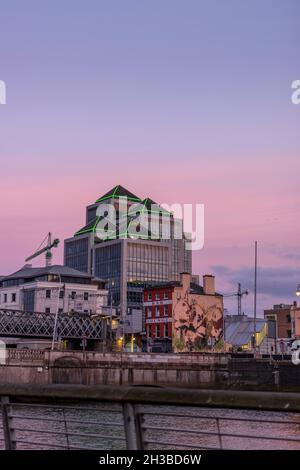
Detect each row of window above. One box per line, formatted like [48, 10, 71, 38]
[45, 307, 90, 314]
[146, 292, 169, 301]
[147, 324, 171, 338]
[145, 305, 169, 317]
[45, 290, 90, 300]
[127, 290, 143, 304]
[128, 243, 169, 263]
[1, 293, 17, 303]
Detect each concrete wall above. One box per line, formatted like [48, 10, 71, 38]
[0, 350, 228, 387]
[0, 350, 299, 389]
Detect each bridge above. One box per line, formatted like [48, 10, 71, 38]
[0, 308, 107, 340]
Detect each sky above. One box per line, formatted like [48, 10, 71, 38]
[0, 0, 299, 315]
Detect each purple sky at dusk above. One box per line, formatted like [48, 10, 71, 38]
[0, 1, 299, 315]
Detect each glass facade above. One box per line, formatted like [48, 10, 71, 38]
[94, 243, 121, 306]
[171, 239, 181, 281]
[127, 242, 169, 282]
[65, 237, 89, 273]
[23, 289, 35, 312]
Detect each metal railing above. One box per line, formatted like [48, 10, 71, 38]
[7, 349, 46, 362]
[0, 308, 106, 340]
[1, 384, 300, 450]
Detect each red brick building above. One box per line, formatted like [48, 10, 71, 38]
[143, 273, 223, 353]
[264, 302, 300, 340]
[143, 283, 174, 352]
[264, 304, 293, 339]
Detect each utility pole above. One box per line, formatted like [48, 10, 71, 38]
[109, 289, 113, 350]
[237, 283, 242, 315]
[222, 284, 248, 353]
[254, 240, 258, 351]
[51, 274, 62, 351]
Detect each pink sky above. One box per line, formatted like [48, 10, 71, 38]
[0, 1, 299, 315]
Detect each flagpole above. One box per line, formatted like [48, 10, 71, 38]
[254, 241, 257, 351]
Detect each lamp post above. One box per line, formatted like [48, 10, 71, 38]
[223, 314, 226, 353]
[131, 335, 136, 353]
[51, 274, 62, 351]
[296, 284, 300, 297]
[108, 280, 115, 350]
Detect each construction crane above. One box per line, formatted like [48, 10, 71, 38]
[25, 232, 60, 267]
[223, 283, 249, 315]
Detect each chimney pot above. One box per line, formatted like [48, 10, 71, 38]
[203, 274, 215, 295]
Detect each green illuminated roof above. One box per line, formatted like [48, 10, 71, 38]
[74, 186, 172, 238]
[75, 217, 99, 236]
[95, 185, 142, 203]
[75, 216, 117, 237]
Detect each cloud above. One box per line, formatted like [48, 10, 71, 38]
[212, 265, 300, 298]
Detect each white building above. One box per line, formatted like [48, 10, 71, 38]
[0, 265, 109, 315]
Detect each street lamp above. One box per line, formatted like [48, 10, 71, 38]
[131, 335, 136, 353]
[296, 284, 300, 297]
[51, 274, 62, 351]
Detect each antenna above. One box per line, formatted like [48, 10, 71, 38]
[223, 283, 249, 315]
[254, 240, 258, 350]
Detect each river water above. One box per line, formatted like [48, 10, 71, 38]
[1, 403, 300, 450]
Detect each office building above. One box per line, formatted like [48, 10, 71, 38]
[64, 185, 192, 335]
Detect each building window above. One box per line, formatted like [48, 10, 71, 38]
[4, 294, 7, 303]
[287, 330, 292, 338]
[148, 326, 152, 338]
[155, 306, 160, 317]
[84, 292, 89, 301]
[58, 308, 63, 314]
[145, 307, 150, 318]
[45, 307, 51, 314]
[46, 290, 51, 299]
[71, 291, 76, 300]
[163, 292, 168, 299]
[148, 292, 152, 301]
[164, 305, 169, 316]
[286, 314, 291, 323]
[156, 324, 160, 337]
[164, 323, 168, 337]
[155, 293, 160, 300]
[11, 293, 16, 302]
[59, 290, 65, 299]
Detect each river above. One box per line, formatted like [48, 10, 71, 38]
[1, 403, 300, 450]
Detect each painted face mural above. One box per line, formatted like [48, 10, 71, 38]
[173, 289, 223, 352]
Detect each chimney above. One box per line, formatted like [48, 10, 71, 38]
[203, 274, 215, 295]
[181, 272, 191, 292]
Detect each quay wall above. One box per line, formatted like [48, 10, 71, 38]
[0, 350, 299, 389]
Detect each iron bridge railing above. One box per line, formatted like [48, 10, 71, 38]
[1, 385, 300, 450]
[0, 309, 106, 340]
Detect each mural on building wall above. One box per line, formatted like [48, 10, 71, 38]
[172, 289, 223, 352]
